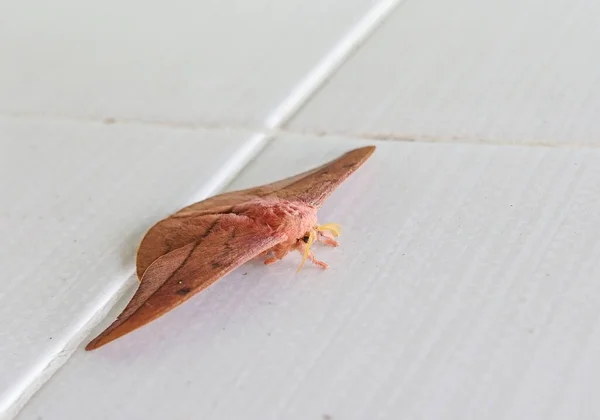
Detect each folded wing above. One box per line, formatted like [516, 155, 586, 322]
[87, 214, 286, 350]
[136, 145, 375, 278]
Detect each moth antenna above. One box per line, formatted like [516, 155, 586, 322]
[317, 223, 342, 237]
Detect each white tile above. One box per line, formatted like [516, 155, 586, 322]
[17, 135, 600, 420]
[0, 0, 378, 126]
[290, 0, 600, 146]
[0, 117, 255, 418]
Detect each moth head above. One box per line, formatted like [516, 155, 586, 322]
[297, 223, 342, 272]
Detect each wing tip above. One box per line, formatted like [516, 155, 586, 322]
[364, 145, 376, 156]
[85, 334, 107, 351]
[85, 340, 101, 351]
[346, 145, 376, 166]
[350, 145, 376, 159]
[84, 309, 146, 351]
[84, 324, 124, 351]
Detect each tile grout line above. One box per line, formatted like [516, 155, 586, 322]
[3, 116, 599, 151]
[3, 1, 403, 419]
[0, 111, 262, 132]
[263, 0, 406, 130]
[271, 128, 600, 150]
[0, 134, 275, 420]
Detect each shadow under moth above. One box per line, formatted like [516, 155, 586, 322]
[86, 145, 375, 350]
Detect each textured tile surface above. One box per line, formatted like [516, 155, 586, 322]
[16, 136, 600, 420]
[0, 118, 254, 417]
[290, 0, 600, 145]
[0, 0, 377, 126]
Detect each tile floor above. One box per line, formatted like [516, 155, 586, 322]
[2, 0, 600, 419]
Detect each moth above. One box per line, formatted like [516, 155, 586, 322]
[86, 145, 375, 350]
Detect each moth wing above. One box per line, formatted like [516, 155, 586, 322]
[137, 214, 221, 279]
[136, 145, 375, 278]
[86, 216, 286, 350]
[172, 145, 375, 212]
[264, 145, 375, 207]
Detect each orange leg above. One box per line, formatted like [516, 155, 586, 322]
[264, 256, 278, 265]
[317, 231, 339, 247]
[263, 245, 291, 265]
[307, 251, 328, 269]
[297, 239, 329, 270]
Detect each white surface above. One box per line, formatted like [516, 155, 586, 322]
[0, 1, 401, 415]
[0, 118, 256, 417]
[16, 136, 600, 420]
[290, 0, 600, 146]
[0, 0, 377, 126]
[4, 0, 600, 418]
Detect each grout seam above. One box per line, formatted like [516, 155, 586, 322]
[3, 1, 403, 418]
[269, 128, 600, 150]
[264, 0, 405, 130]
[2, 114, 597, 151]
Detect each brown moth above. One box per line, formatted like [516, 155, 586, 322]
[86, 145, 375, 350]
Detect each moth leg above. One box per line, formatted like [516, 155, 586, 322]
[315, 223, 341, 247]
[259, 250, 271, 258]
[307, 251, 329, 269]
[317, 231, 339, 247]
[264, 245, 291, 266]
[264, 257, 279, 265]
[260, 249, 275, 264]
[297, 233, 328, 271]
